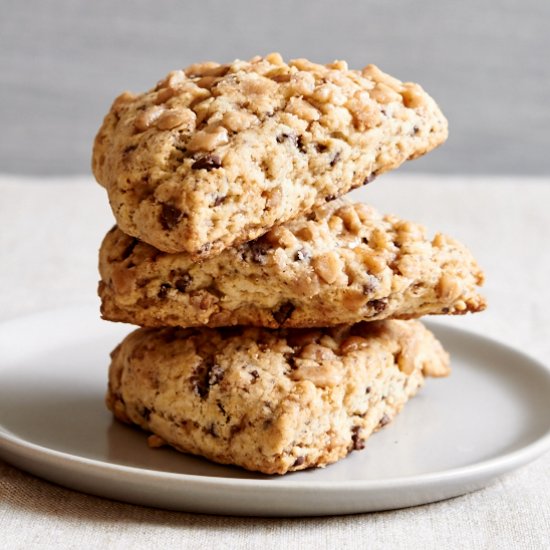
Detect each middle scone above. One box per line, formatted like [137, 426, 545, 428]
[99, 198, 485, 328]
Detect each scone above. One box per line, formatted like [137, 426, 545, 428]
[107, 320, 450, 475]
[93, 53, 448, 257]
[99, 199, 485, 328]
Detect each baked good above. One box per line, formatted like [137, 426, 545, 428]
[99, 199, 485, 328]
[107, 320, 450, 474]
[92, 53, 448, 257]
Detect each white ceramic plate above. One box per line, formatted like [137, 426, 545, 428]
[0, 306, 549, 516]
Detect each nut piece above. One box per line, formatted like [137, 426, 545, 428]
[401, 84, 427, 109]
[369, 83, 402, 104]
[312, 251, 343, 284]
[112, 91, 136, 113]
[185, 62, 228, 78]
[285, 97, 320, 122]
[288, 72, 316, 96]
[147, 434, 167, 448]
[265, 226, 297, 249]
[436, 273, 463, 302]
[362, 64, 402, 90]
[157, 70, 186, 90]
[339, 336, 369, 354]
[156, 109, 194, 131]
[335, 204, 362, 234]
[290, 361, 343, 387]
[134, 106, 164, 132]
[187, 126, 229, 152]
[353, 247, 385, 274]
[222, 111, 258, 132]
[347, 91, 382, 130]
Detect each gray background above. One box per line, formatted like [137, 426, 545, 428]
[1, 0, 548, 176]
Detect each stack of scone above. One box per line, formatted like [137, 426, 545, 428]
[92, 54, 485, 475]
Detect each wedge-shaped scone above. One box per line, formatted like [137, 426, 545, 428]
[99, 199, 485, 328]
[107, 320, 449, 475]
[92, 53, 448, 257]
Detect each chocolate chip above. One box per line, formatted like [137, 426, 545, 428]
[276, 132, 296, 145]
[273, 302, 295, 325]
[368, 299, 387, 313]
[230, 424, 243, 436]
[208, 364, 224, 386]
[191, 358, 221, 399]
[286, 355, 297, 370]
[294, 248, 310, 262]
[212, 194, 226, 206]
[121, 238, 139, 260]
[250, 370, 259, 383]
[362, 281, 376, 294]
[139, 406, 151, 421]
[329, 151, 341, 167]
[207, 423, 218, 438]
[160, 203, 183, 230]
[324, 194, 337, 202]
[363, 173, 377, 185]
[442, 307, 450, 314]
[175, 274, 192, 292]
[157, 283, 171, 299]
[293, 456, 305, 467]
[351, 426, 365, 450]
[217, 401, 226, 416]
[199, 242, 212, 255]
[379, 414, 390, 427]
[191, 154, 222, 171]
[413, 125, 420, 135]
[365, 386, 372, 394]
[161, 330, 178, 344]
[316, 143, 329, 153]
[276, 132, 305, 152]
[242, 239, 268, 265]
[123, 144, 138, 155]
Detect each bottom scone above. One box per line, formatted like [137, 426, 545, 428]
[107, 320, 450, 475]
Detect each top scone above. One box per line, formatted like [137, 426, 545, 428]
[93, 53, 448, 257]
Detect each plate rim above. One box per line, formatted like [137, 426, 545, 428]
[1, 305, 550, 493]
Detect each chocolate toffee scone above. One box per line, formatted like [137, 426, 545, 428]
[92, 53, 448, 257]
[99, 199, 486, 328]
[106, 320, 450, 474]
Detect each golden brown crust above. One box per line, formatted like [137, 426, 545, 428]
[106, 320, 450, 474]
[98, 199, 485, 329]
[92, 54, 447, 257]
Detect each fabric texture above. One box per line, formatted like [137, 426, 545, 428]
[0, 174, 549, 549]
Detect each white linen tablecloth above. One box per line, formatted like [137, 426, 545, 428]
[0, 174, 549, 549]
